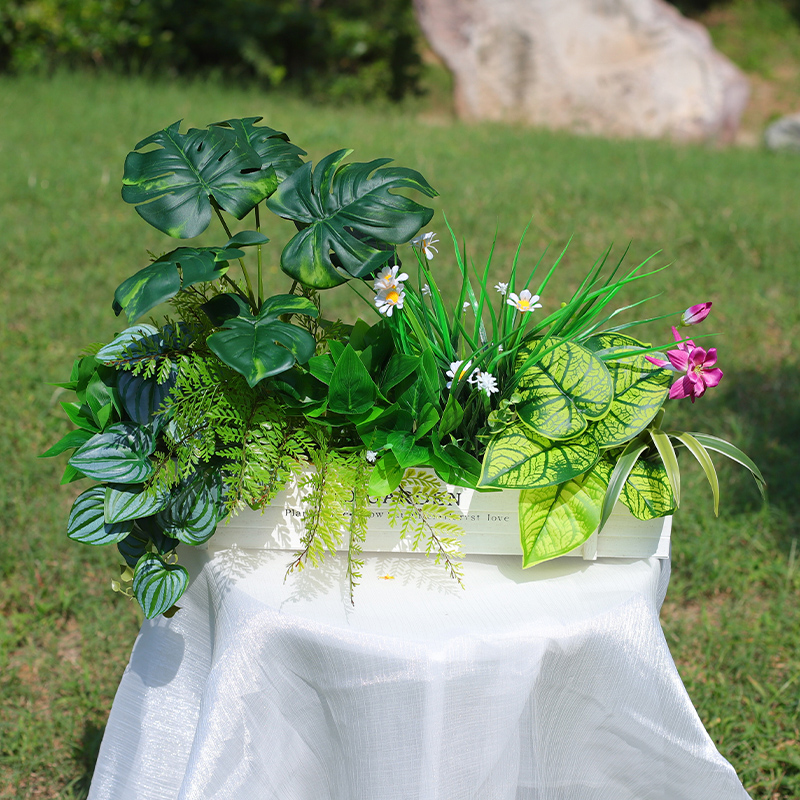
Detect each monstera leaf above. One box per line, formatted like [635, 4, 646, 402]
[516, 339, 613, 440]
[112, 246, 240, 322]
[267, 150, 437, 288]
[518, 459, 613, 567]
[584, 333, 672, 447]
[212, 117, 306, 183]
[122, 121, 278, 238]
[480, 423, 600, 489]
[207, 294, 318, 387]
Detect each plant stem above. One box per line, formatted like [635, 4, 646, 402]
[212, 199, 257, 312]
[255, 203, 263, 305]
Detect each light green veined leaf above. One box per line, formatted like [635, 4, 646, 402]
[479, 423, 600, 489]
[620, 458, 677, 520]
[68, 423, 156, 484]
[368, 451, 404, 496]
[519, 459, 613, 567]
[584, 333, 671, 447]
[68, 487, 134, 545]
[132, 553, 189, 619]
[516, 338, 614, 440]
[669, 431, 720, 515]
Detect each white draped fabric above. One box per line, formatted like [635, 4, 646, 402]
[88, 547, 750, 800]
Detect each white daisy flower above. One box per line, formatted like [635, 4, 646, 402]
[463, 300, 472, 310]
[507, 289, 542, 314]
[411, 231, 439, 260]
[445, 360, 477, 389]
[374, 285, 406, 317]
[474, 370, 499, 397]
[494, 282, 508, 295]
[421, 284, 431, 296]
[365, 450, 379, 464]
[373, 265, 409, 293]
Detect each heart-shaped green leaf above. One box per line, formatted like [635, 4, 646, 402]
[620, 458, 677, 520]
[68, 487, 134, 545]
[584, 332, 672, 447]
[480, 423, 600, 489]
[516, 338, 613, 440]
[69, 423, 156, 483]
[105, 483, 172, 524]
[133, 553, 189, 618]
[518, 459, 613, 567]
[113, 247, 233, 321]
[267, 150, 437, 288]
[207, 295, 318, 388]
[122, 121, 278, 238]
[156, 472, 223, 545]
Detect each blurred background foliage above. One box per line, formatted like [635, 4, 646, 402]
[0, 0, 424, 101]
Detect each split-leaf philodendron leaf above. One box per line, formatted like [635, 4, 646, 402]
[207, 294, 318, 387]
[113, 247, 237, 322]
[122, 121, 282, 239]
[516, 338, 614, 440]
[267, 150, 437, 288]
[518, 459, 613, 567]
[480, 423, 600, 489]
[584, 332, 672, 447]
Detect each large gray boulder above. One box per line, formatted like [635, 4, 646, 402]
[413, 0, 749, 142]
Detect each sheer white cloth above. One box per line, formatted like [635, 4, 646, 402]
[88, 547, 750, 800]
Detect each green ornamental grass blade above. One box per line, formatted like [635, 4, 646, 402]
[328, 345, 378, 415]
[268, 150, 437, 288]
[69, 423, 156, 484]
[584, 333, 671, 447]
[104, 483, 171, 524]
[599, 442, 648, 532]
[516, 338, 614, 440]
[669, 431, 720, 515]
[518, 459, 612, 567]
[113, 247, 231, 321]
[122, 121, 278, 239]
[620, 458, 677, 520]
[649, 428, 681, 506]
[68, 487, 134, 545]
[479, 423, 600, 489]
[686, 432, 767, 500]
[132, 553, 189, 618]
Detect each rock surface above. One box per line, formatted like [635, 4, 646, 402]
[413, 0, 749, 142]
[764, 113, 800, 151]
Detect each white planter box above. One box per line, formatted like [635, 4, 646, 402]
[207, 478, 671, 561]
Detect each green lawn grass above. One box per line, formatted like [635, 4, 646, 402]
[1, 71, 798, 798]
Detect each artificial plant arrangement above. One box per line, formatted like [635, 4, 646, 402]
[44, 118, 765, 617]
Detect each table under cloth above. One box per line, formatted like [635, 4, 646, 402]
[87, 546, 750, 800]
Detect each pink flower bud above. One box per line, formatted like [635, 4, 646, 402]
[681, 302, 712, 326]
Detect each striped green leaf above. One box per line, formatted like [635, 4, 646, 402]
[68, 423, 155, 484]
[620, 459, 677, 520]
[686, 432, 767, 501]
[599, 441, 648, 533]
[480, 423, 600, 489]
[104, 483, 172, 524]
[156, 472, 222, 545]
[68, 487, 133, 545]
[649, 428, 681, 506]
[518, 459, 613, 567]
[585, 333, 671, 447]
[516, 339, 614, 440]
[118, 369, 176, 426]
[670, 431, 720, 515]
[132, 553, 189, 619]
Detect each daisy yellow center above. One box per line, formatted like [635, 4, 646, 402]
[386, 289, 400, 304]
[517, 299, 530, 310]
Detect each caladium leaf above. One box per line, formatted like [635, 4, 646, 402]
[516, 338, 613, 440]
[133, 553, 189, 619]
[267, 149, 437, 288]
[207, 294, 318, 387]
[113, 247, 235, 322]
[620, 458, 677, 520]
[68, 487, 133, 545]
[584, 332, 672, 447]
[69, 422, 156, 483]
[122, 121, 278, 238]
[212, 117, 306, 183]
[479, 423, 600, 489]
[518, 459, 613, 567]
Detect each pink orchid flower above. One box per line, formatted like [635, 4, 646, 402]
[681, 301, 712, 326]
[646, 326, 723, 403]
